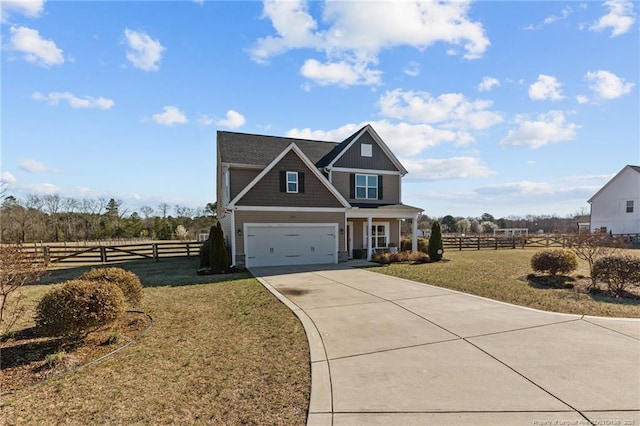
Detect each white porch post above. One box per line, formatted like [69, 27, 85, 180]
[412, 214, 418, 252]
[367, 216, 373, 261]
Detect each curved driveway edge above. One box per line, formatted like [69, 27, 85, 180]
[251, 264, 640, 426]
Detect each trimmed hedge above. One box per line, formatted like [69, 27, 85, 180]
[35, 279, 125, 337]
[530, 249, 578, 276]
[593, 254, 640, 296]
[80, 267, 143, 308]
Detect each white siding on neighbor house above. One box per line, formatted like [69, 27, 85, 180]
[590, 167, 640, 234]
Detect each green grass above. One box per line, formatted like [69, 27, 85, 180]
[367, 249, 640, 318]
[1, 258, 310, 425]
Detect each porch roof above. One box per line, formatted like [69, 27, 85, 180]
[346, 203, 423, 219]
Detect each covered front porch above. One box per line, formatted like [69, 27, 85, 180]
[346, 204, 423, 261]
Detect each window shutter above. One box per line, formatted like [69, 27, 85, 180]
[350, 174, 355, 199]
[279, 171, 286, 192]
[378, 175, 383, 200]
[299, 172, 305, 193]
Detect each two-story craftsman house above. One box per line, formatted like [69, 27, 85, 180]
[216, 124, 422, 268]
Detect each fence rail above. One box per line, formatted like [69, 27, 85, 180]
[440, 235, 569, 251]
[14, 241, 203, 265]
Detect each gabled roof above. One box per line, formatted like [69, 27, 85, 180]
[228, 143, 351, 209]
[217, 131, 337, 167]
[317, 124, 409, 175]
[588, 165, 640, 203]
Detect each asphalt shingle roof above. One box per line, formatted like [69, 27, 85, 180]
[217, 131, 339, 166]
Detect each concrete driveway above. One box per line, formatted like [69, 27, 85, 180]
[251, 264, 640, 426]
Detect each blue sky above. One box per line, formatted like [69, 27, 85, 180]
[1, 0, 638, 219]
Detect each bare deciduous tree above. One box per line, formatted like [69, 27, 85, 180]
[567, 232, 627, 290]
[0, 245, 47, 334]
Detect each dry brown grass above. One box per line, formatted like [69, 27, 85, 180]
[1, 258, 310, 425]
[367, 249, 640, 318]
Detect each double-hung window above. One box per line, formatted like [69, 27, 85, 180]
[627, 200, 634, 213]
[356, 174, 378, 199]
[286, 171, 298, 193]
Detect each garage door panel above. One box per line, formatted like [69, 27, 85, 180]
[246, 225, 337, 267]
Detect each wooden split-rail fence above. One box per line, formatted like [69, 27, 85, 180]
[441, 235, 571, 251]
[18, 241, 203, 265]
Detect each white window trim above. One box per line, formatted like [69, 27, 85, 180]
[355, 173, 378, 200]
[626, 200, 634, 213]
[363, 221, 389, 249]
[286, 171, 298, 193]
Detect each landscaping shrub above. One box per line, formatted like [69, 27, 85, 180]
[80, 267, 143, 308]
[592, 254, 640, 296]
[210, 221, 230, 273]
[530, 249, 578, 276]
[35, 279, 125, 337]
[371, 251, 429, 264]
[428, 222, 444, 262]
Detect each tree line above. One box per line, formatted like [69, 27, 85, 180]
[411, 212, 590, 235]
[1, 193, 217, 244]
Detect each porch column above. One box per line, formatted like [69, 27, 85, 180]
[367, 216, 373, 261]
[412, 214, 418, 252]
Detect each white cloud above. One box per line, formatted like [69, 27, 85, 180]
[585, 70, 635, 99]
[543, 6, 573, 25]
[124, 28, 165, 71]
[32, 91, 114, 109]
[576, 95, 589, 104]
[151, 106, 187, 126]
[287, 120, 459, 157]
[215, 110, 246, 129]
[401, 157, 495, 181]
[377, 89, 503, 131]
[403, 61, 420, 77]
[197, 113, 214, 127]
[528, 74, 565, 101]
[1, 171, 17, 184]
[499, 111, 580, 149]
[9, 26, 64, 67]
[18, 159, 61, 174]
[300, 58, 381, 86]
[249, 0, 489, 86]
[1, 0, 45, 21]
[590, 0, 635, 37]
[478, 76, 500, 92]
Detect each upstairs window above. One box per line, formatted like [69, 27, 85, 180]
[627, 200, 634, 213]
[286, 171, 298, 193]
[279, 171, 305, 193]
[356, 174, 378, 199]
[361, 143, 372, 157]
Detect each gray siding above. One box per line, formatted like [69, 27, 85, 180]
[334, 132, 399, 171]
[237, 151, 344, 208]
[332, 171, 400, 205]
[234, 210, 346, 255]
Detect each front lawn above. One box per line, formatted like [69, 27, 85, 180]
[367, 249, 640, 318]
[1, 258, 310, 425]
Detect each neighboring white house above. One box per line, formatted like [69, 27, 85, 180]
[588, 165, 640, 235]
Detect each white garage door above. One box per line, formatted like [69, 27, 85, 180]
[245, 224, 337, 267]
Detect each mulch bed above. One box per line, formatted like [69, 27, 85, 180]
[1, 311, 151, 394]
[525, 274, 640, 301]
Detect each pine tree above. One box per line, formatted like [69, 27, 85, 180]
[428, 221, 444, 262]
[209, 222, 229, 273]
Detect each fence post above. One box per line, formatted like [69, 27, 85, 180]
[43, 246, 50, 266]
[512, 236, 516, 249]
[459, 237, 462, 251]
[153, 243, 159, 262]
[495, 238, 498, 250]
[477, 237, 480, 250]
[186, 242, 191, 259]
[100, 246, 107, 263]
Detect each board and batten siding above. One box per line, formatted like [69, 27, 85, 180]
[236, 151, 344, 208]
[590, 167, 640, 234]
[333, 132, 399, 171]
[234, 210, 346, 255]
[332, 171, 400, 205]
